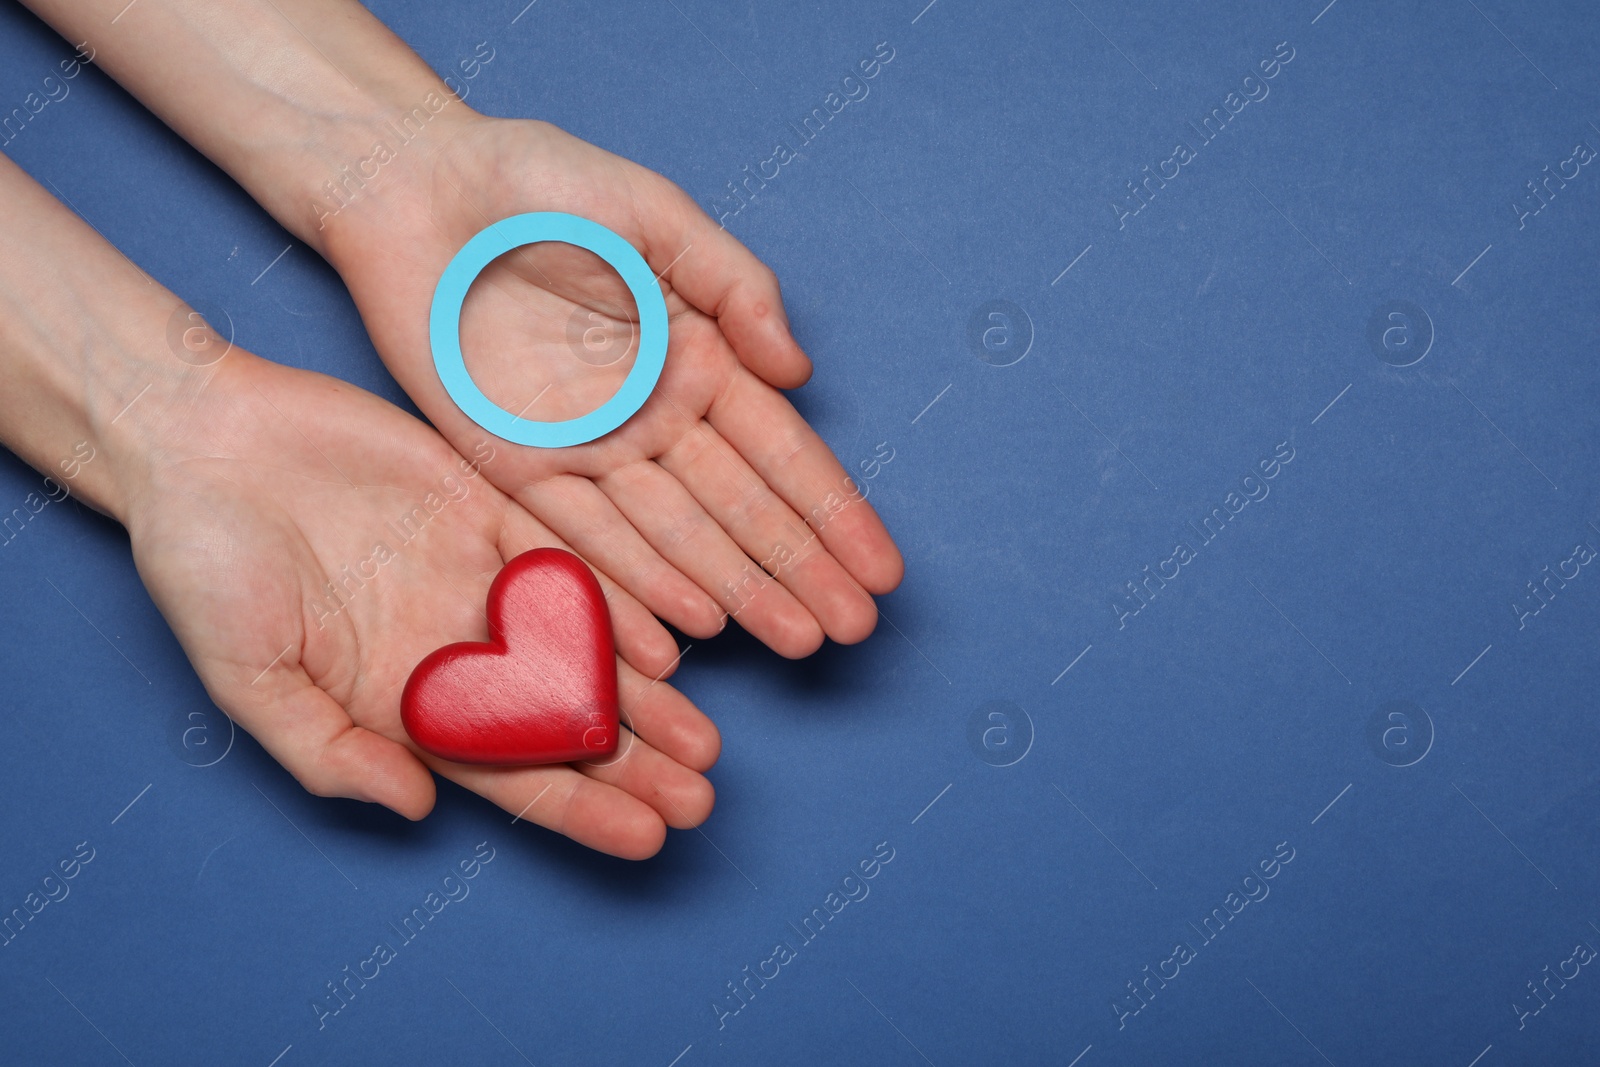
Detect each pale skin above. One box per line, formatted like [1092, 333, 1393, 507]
[20, 0, 906, 661]
[0, 151, 724, 858]
[8, 0, 903, 858]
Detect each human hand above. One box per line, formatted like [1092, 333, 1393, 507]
[320, 116, 905, 659]
[15, 0, 904, 658]
[123, 349, 717, 859]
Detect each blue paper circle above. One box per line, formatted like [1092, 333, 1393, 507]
[429, 212, 667, 448]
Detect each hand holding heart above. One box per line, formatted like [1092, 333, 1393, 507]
[127, 351, 715, 859]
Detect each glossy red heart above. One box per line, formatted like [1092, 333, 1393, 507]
[401, 548, 618, 765]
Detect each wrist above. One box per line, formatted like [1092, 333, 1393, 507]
[92, 303, 253, 527]
[0, 287, 216, 527]
[19, 0, 493, 258]
[199, 49, 491, 262]
[294, 99, 489, 260]
[0, 156, 174, 522]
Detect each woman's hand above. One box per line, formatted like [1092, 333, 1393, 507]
[321, 115, 904, 658]
[0, 141, 716, 859]
[15, 0, 906, 656]
[124, 349, 717, 859]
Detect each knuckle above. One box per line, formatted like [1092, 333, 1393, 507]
[661, 508, 706, 551]
[769, 430, 811, 472]
[731, 482, 770, 527]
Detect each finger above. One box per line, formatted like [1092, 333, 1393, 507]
[497, 498, 682, 680]
[223, 673, 436, 820]
[596, 456, 824, 658]
[517, 472, 725, 640]
[656, 418, 879, 646]
[429, 760, 668, 860]
[612, 655, 720, 773]
[644, 176, 813, 390]
[709, 369, 904, 595]
[577, 723, 714, 830]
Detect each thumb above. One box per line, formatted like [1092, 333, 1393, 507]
[645, 175, 814, 390]
[220, 675, 437, 821]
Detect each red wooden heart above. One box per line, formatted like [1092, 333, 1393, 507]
[401, 548, 618, 765]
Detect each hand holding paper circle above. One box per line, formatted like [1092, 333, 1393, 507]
[430, 212, 669, 448]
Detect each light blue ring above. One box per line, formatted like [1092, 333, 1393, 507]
[430, 212, 666, 448]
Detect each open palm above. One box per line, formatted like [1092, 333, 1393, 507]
[328, 117, 904, 659]
[127, 350, 716, 859]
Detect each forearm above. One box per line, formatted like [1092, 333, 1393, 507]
[19, 0, 479, 257]
[0, 152, 200, 520]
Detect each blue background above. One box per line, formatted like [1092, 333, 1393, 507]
[2, 1, 1598, 1063]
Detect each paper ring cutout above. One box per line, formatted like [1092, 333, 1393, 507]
[429, 212, 667, 448]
